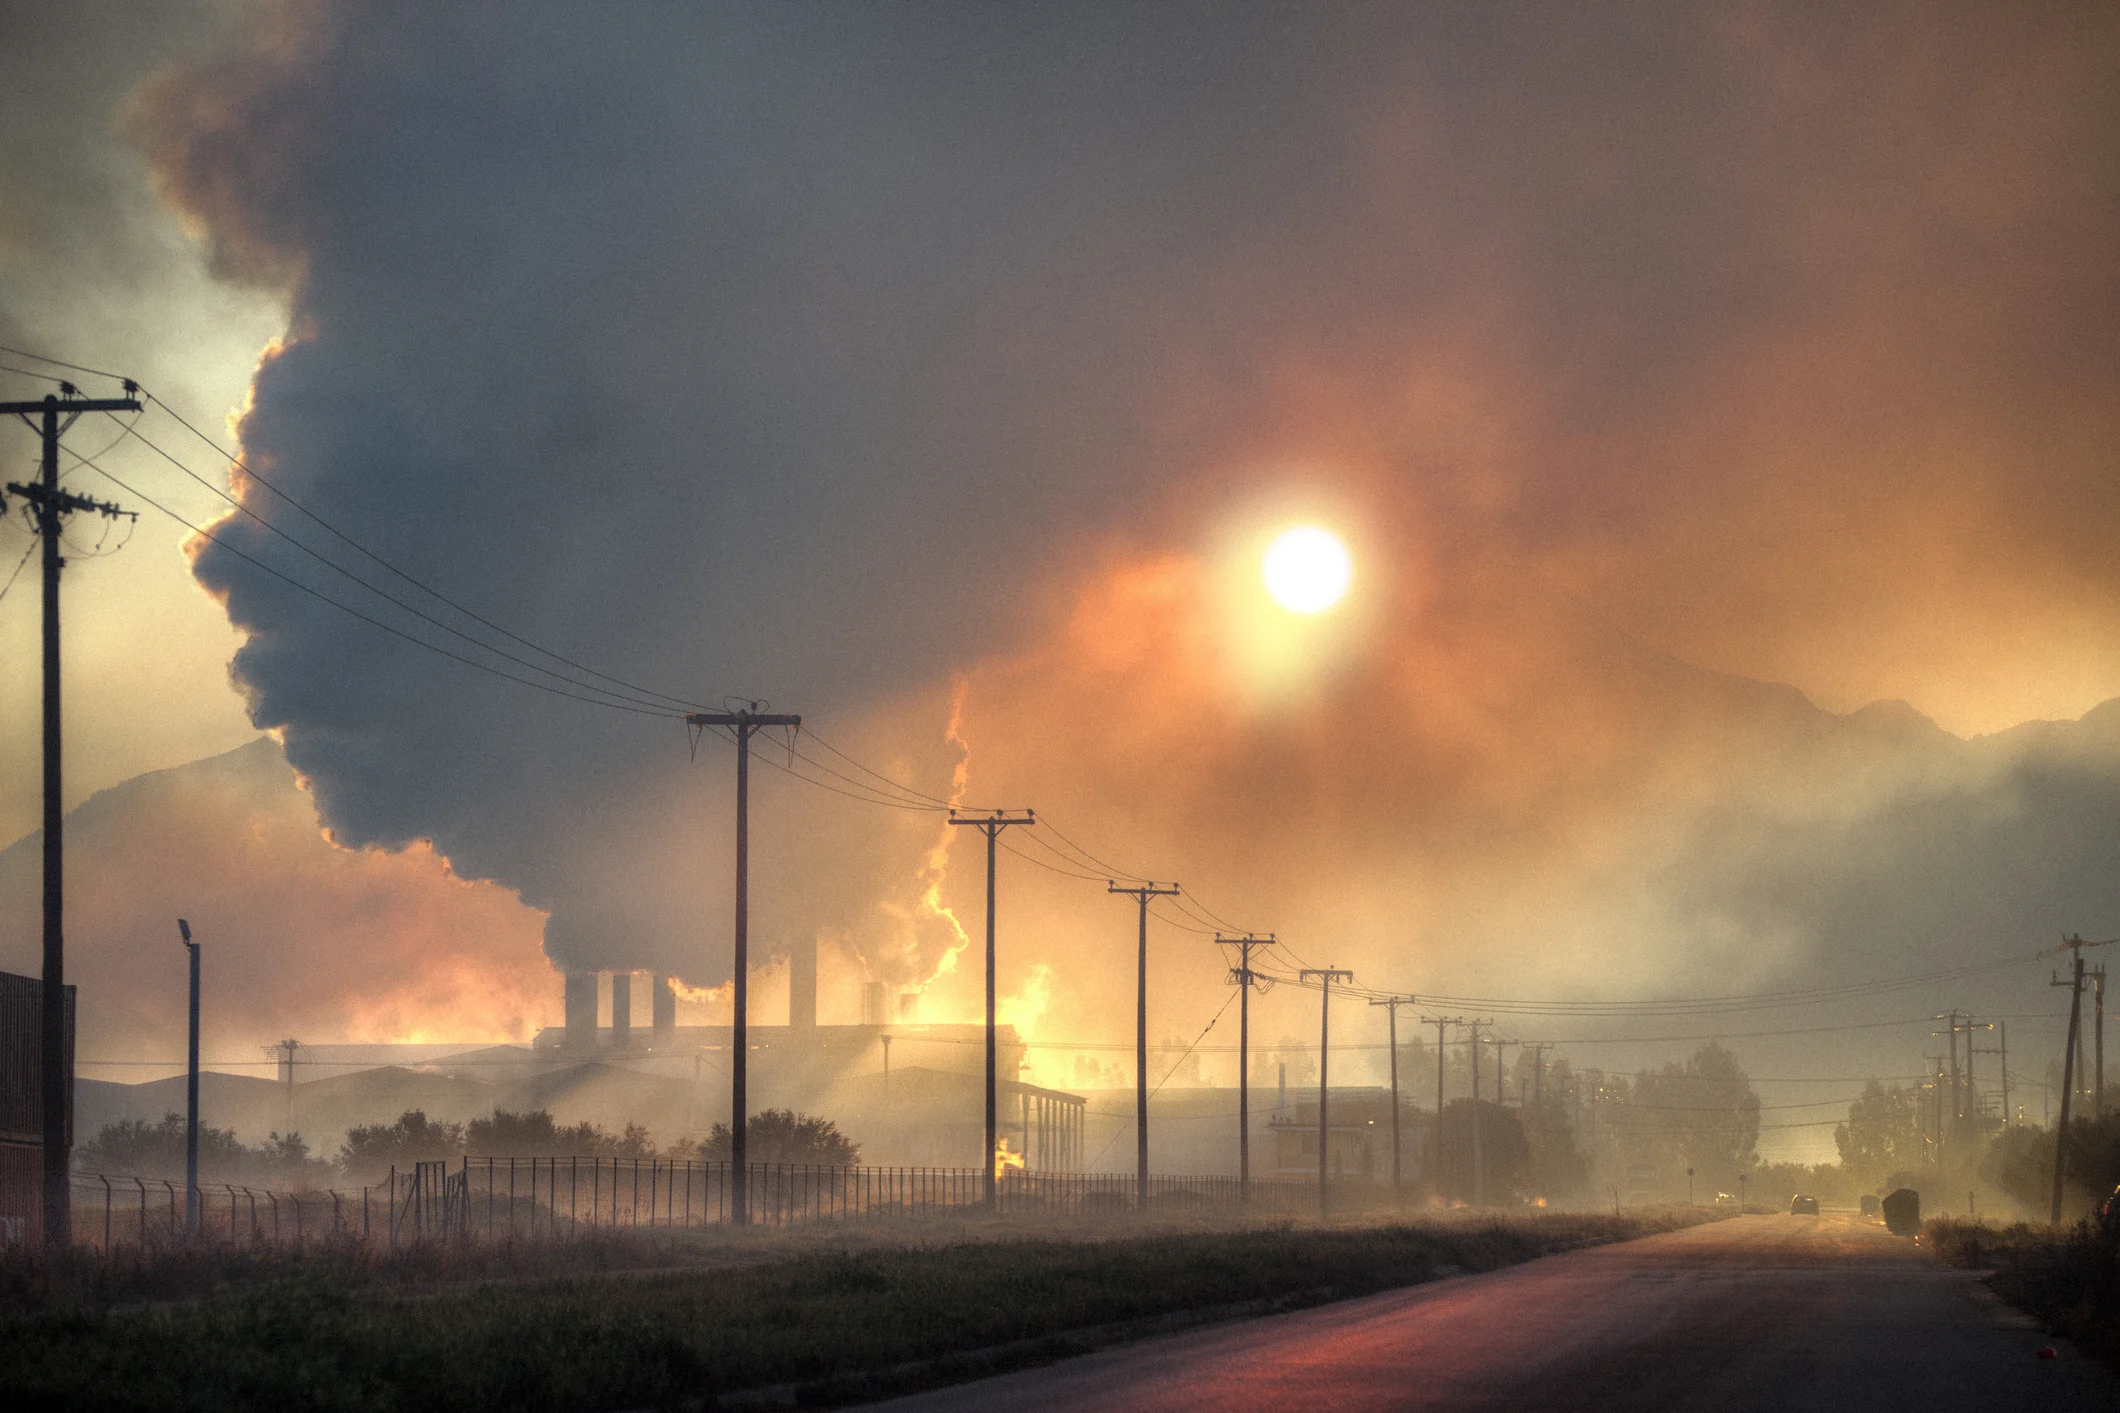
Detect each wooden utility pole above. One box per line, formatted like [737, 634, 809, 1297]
[1466, 1019, 1489, 1204]
[2000, 1021, 2010, 1127]
[278, 1037, 299, 1130]
[948, 809, 1034, 1206]
[1109, 881, 1179, 1210]
[1217, 934, 1272, 1201]
[3, 385, 141, 1247]
[1300, 969, 1354, 1218]
[687, 706, 801, 1224]
[1427, 1014, 1462, 1197]
[1369, 996, 1415, 1204]
[2053, 943, 2088, 1222]
[2096, 967, 2107, 1119]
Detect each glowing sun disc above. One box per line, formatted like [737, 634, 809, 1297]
[1262, 526, 1352, 613]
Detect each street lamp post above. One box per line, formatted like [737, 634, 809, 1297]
[178, 919, 199, 1237]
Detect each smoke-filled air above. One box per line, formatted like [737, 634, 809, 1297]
[3, 0, 2118, 1147]
[13, 5, 2120, 1402]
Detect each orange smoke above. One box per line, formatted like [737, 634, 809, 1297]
[0, 739, 555, 1072]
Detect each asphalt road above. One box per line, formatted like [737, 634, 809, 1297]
[866, 1214, 2118, 1412]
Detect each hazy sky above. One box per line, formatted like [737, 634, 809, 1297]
[3, 1, 2117, 1161]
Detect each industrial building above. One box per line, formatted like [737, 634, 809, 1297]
[0, 969, 73, 1246]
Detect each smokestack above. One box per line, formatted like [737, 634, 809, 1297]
[652, 975, 676, 1035]
[790, 934, 817, 1029]
[611, 971, 632, 1047]
[863, 981, 886, 1027]
[898, 992, 919, 1024]
[564, 972, 596, 1051]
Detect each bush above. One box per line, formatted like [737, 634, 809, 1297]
[339, 1111, 467, 1179]
[77, 1115, 333, 1188]
[464, 1109, 654, 1158]
[698, 1111, 859, 1166]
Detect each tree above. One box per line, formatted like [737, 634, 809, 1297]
[77, 1113, 333, 1187]
[339, 1110, 466, 1178]
[78, 1113, 245, 1180]
[463, 1108, 653, 1157]
[700, 1110, 860, 1166]
[1428, 1100, 1531, 1203]
[1622, 1042, 1760, 1193]
[1833, 1081, 1923, 1183]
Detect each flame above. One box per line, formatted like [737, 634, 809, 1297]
[999, 962, 1056, 1085]
[889, 677, 975, 987]
[669, 978, 730, 1006]
[994, 1134, 1026, 1178]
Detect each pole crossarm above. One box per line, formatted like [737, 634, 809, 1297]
[0, 393, 141, 421]
[3, 482, 136, 522]
[948, 809, 1034, 1205]
[685, 711, 802, 730]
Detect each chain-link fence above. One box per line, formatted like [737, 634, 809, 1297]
[65, 1161, 1330, 1250]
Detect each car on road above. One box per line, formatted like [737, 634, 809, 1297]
[1790, 1194, 1820, 1215]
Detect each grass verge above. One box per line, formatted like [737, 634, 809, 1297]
[1927, 1216, 2120, 1368]
[1, 1208, 1718, 1412]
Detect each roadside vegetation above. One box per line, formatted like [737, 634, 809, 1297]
[77, 1106, 859, 1189]
[1928, 1214, 2120, 1371]
[1, 1207, 1721, 1412]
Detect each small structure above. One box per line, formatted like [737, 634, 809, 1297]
[0, 970, 75, 1247]
[1266, 1090, 1410, 1181]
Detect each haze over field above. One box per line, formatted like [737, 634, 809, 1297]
[3, 1, 2118, 1162]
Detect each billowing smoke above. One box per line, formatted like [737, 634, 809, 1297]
[0, 740, 554, 1066]
[118, 1, 2120, 1055]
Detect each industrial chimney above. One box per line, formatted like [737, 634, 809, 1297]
[652, 975, 676, 1036]
[564, 972, 597, 1051]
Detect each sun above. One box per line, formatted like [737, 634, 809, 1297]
[1262, 525, 1352, 614]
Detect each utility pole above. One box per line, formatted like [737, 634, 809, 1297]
[1525, 1041, 1554, 1185]
[1300, 969, 1354, 1219]
[1109, 880, 1179, 1210]
[2096, 967, 2107, 1119]
[4, 384, 142, 1248]
[1218, 934, 1272, 1201]
[1466, 1019, 1487, 1205]
[948, 808, 1034, 1206]
[1369, 995, 1415, 1204]
[2000, 1021, 2010, 1129]
[686, 705, 801, 1224]
[179, 921, 200, 1236]
[1428, 1015, 1461, 1200]
[2053, 941, 2089, 1222]
[1935, 1011, 1963, 1146]
[1971, 1023, 2004, 1137]
[1492, 1038, 1518, 1106]
[277, 1038, 299, 1130]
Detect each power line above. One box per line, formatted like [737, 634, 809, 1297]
[0, 537, 35, 603]
[105, 421, 694, 714]
[68, 448, 684, 719]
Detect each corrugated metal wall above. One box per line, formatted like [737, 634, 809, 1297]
[0, 970, 76, 1246]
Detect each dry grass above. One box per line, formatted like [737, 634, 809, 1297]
[1926, 1215, 2120, 1368]
[1, 1206, 1724, 1411]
